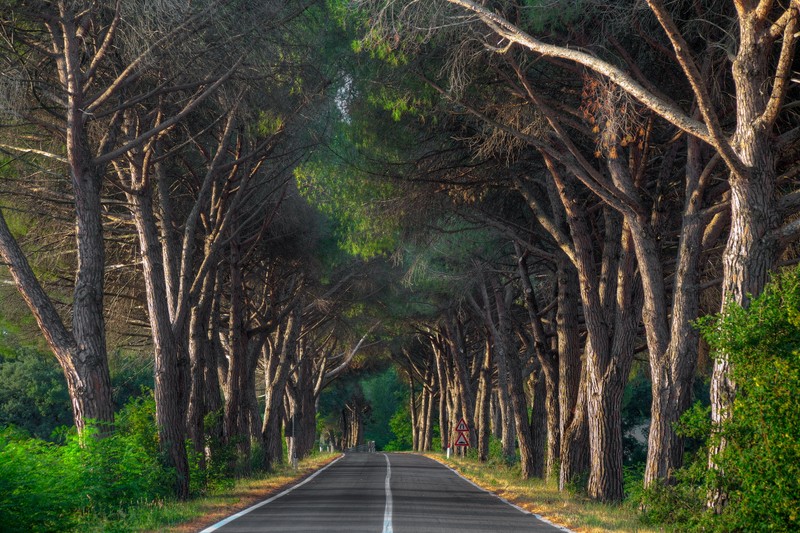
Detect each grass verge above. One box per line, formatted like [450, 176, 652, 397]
[74, 453, 340, 533]
[425, 453, 659, 533]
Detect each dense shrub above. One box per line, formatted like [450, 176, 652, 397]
[699, 266, 800, 531]
[0, 347, 72, 439]
[384, 405, 413, 451]
[638, 266, 800, 531]
[0, 392, 171, 532]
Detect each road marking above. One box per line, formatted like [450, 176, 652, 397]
[199, 455, 343, 532]
[432, 457, 574, 532]
[382, 453, 393, 533]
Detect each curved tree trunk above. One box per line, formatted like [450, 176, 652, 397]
[707, 6, 792, 509]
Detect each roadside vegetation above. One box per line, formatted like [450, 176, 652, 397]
[0, 394, 337, 533]
[1, 0, 799, 531]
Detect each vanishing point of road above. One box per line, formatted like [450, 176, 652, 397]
[200, 452, 571, 532]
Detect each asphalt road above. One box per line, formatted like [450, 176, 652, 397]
[200, 453, 570, 532]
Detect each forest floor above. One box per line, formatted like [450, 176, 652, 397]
[425, 453, 660, 533]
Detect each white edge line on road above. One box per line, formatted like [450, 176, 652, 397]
[199, 455, 344, 533]
[382, 453, 393, 533]
[433, 458, 574, 533]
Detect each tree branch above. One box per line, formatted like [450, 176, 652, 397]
[757, 8, 798, 128]
[445, 0, 714, 144]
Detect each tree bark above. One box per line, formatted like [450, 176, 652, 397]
[707, 5, 794, 510]
[643, 136, 707, 486]
[556, 257, 588, 491]
[529, 361, 548, 478]
[261, 309, 299, 469]
[476, 336, 493, 461]
[127, 177, 189, 499]
[488, 277, 535, 477]
[517, 246, 560, 478]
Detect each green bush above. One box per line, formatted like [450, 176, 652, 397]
[698, 266, 800, 531]
[636, 408, 709, 531]
[0, 393, 171, 532]
[384, 405, 413, 451]
[0, 427, 81, 532]
[638, 266, 800, 531]
[0, 347, 72, 439]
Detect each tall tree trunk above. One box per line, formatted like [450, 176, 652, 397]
[261, 310, 299, 469]
[643, 137, 706, 486]
[445, 317, 477, 447]
[61, 8, 115, 435]
[529, 362, 548, 478]
[128, 181, 189, 499]
[556, 257, 588, 490]
[423, 382, 435, 451]
[517, 246, 560, 478]
[433, 341, 449, 450]
[476, 337, 493, 461]
[187, 266, 215, 466]
[224, 231, 250, 461]
[492, 277, 536, 477]
[409, 376, 419, 451]
[707, 6, 793, 509]
[551, 168, 636, 502]
[494, 346, 516, 461]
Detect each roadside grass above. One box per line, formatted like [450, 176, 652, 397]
[426, 453, 659, 533]
[74, 453, 340, 533]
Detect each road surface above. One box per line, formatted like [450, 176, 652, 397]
[200, 452, 570, 532]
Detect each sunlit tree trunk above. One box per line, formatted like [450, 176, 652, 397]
[556, 258, 588, 490]
[261, 310, 299, 468]
[491, 277, 536, 478]
[476, 337, 493, 461]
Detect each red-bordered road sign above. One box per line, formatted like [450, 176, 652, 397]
[455, 418, 469, 433]
[454, 432, 470, 446]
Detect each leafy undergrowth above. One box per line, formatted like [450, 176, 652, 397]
[425, 453, 658, 533]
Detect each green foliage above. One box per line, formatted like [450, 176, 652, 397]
[637, 458, 709, 530]
[0, 341, 153, 440]
[698, 266, 800, 531]
[252, 110, 284, 137]
[384, 403, 413, 451]
[108, 349, 154, 411]
[295, 155, 399, 259]
[465, 435, 509, 466]
[401, 221, 505, 301]
[0, 346, 72, 439]
[362, 367, 405, 449]
[520, 0, 587, 33]
[352, 28, 409, 68]
[637, 266, 800, 531]
[0, 393, 172, 532]
[620, 364, 651, 466]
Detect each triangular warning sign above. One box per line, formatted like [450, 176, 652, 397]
[455, 418, 469, 432]
[454, 432, 470, 446]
